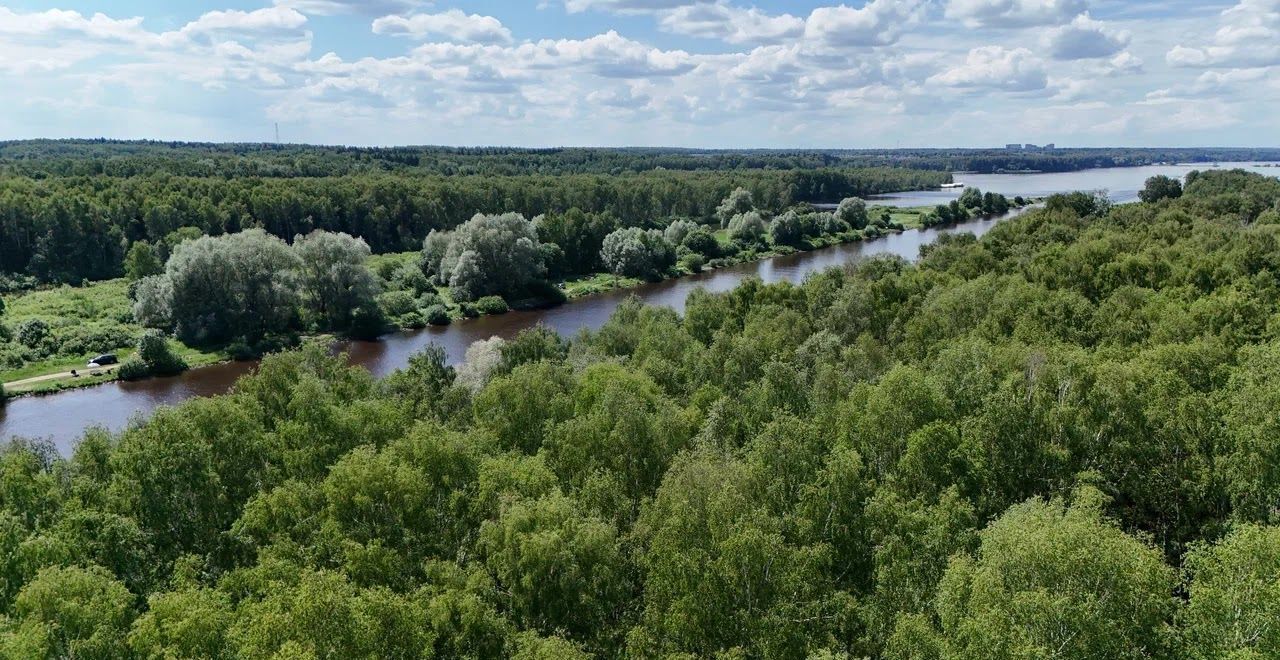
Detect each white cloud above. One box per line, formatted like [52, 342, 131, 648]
[928, 46, 1047, 91]
[658, 2, 804, 45]
[945, 0, 1087, 28]
[1044, 14, 1129, 60]
[562, 0, 694, 13]
[274, 0, 424, 16]
[804, 0, 928, 48]
[373, 10, 513, 44]
[1167, 0, 1280, 68]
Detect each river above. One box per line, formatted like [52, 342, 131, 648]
[3, 162, 1277, 452]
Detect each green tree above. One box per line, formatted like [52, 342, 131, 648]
[293, 230, 381, 331]
[123, 240, 164, 281]
[835, 196, 869, 229]
[1140, 175, 1183, 203]
[9, 565, 135, 659]
[936, 490, 1177, 659]
[1179, 524, 1280, 658]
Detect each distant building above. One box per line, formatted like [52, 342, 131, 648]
[1006, 143, 1023, 150]
[1024, 143, 1040, 151]
[1044, 143, 1056, 150]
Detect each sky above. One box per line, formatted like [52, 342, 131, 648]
[0, 0, 1276, 148]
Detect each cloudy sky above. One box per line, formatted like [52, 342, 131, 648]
[0, 0, 1276, 147]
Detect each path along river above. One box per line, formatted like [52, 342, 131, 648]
[4, 162, 1277, 452]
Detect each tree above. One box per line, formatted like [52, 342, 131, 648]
[935, 490, 1177, 659]
[535, 209, 619, 275]
[1140, 175, 1183, 203]
[958, 186, 983, 210]
[681, 228, 720, 257]
[123, 241, 163, 281]
[600, 227, 675, 279]
[456, 336, 506, 393]
[292, 230, 380, 331]
[478, 493, 628, 643]
[716, 187, 755, 227]
[727, 211, 768, 244]
[663, 219, 700, 247]
[10, 565, 135, 659]
[1180, 525, 1280, 658]
[835, 196, 869, 229]
[431, 213, 546, 301]
[136, 329, 188, 376]
[137, 229, 301, 344]
[769, 210, 808, 247]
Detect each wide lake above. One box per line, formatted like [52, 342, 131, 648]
[3, 162, 1277, 451]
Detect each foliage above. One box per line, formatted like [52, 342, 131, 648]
[475, 296, 509, 315]
[0, 169, 1279, 656]
[835, 196, 869, 229]
[727, 210, 769, 244]
[425, 213, 546, 301]
[600, 227, 676, 279]
[1140, 175, 1184, 204]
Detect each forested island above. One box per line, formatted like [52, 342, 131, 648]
[0, 169, 1277, 657]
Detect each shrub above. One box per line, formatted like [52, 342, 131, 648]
[601, 228, 677, 279]
[424, 304, 451, 325]
[680, 252, 706, 273]
[681, 229, 720, 257]
[116, 358, 151, 381]
[15, 319, 49, 349]
[476, 296, 510, 315]
[400, 311, 426, 329]
[377, 290, 417, 318]
[460, 303, 480, 319]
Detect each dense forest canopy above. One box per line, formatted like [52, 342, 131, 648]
[0, 167, 946, 286]
[1, 140, 1277, 178]
[1, 170, 1280, 657]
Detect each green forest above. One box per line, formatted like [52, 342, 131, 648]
[0, 169, 1278, 657]
[0, 142, 950, 287]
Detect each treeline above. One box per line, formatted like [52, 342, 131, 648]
[0, 170, 1279, 656]
[0, 168, 946, 285]
[4, 140, 1277, 178]
[838, 146, 1280, 173]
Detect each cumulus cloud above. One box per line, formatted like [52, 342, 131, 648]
[945, 0, 1087, 28]
[372, 10, 513, 44]
[804, 0, 928, 48]
[1167, 0, 1280, 68]
[562, 0, 694, 13]
[928, 46, 1048, 91]
[658, 2, 804, 45]
[1044, 14, 1129, 60]
[274, 0, 425, 16]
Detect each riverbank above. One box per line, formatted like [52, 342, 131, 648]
[3, 200, 967, 399]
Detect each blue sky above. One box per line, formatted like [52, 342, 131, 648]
[0, 0, 1275, 147]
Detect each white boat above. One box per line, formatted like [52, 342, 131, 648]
[941, 182, 966, 189]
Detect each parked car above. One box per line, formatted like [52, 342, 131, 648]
[87, 353, 118, 367]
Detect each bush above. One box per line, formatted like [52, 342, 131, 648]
[400, 311, 426, 329]
[54, 323, 134, 358]
[521, 279, 567, 307]
[228, 342, 256, 361]
[15, 319, 49, 349]
[601, 228, 677, 279]
[476, 296, 510, 315]
[681, 229, 720, 257]
[460, 303, 480, 319]
[377, 290, 417, 318]
[116, 358, 151, 381]
[727, 211, 768, 244]
[680, 252, 706, 273]
[417, 292, 444, 310]
[424, 304, 451, 326]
